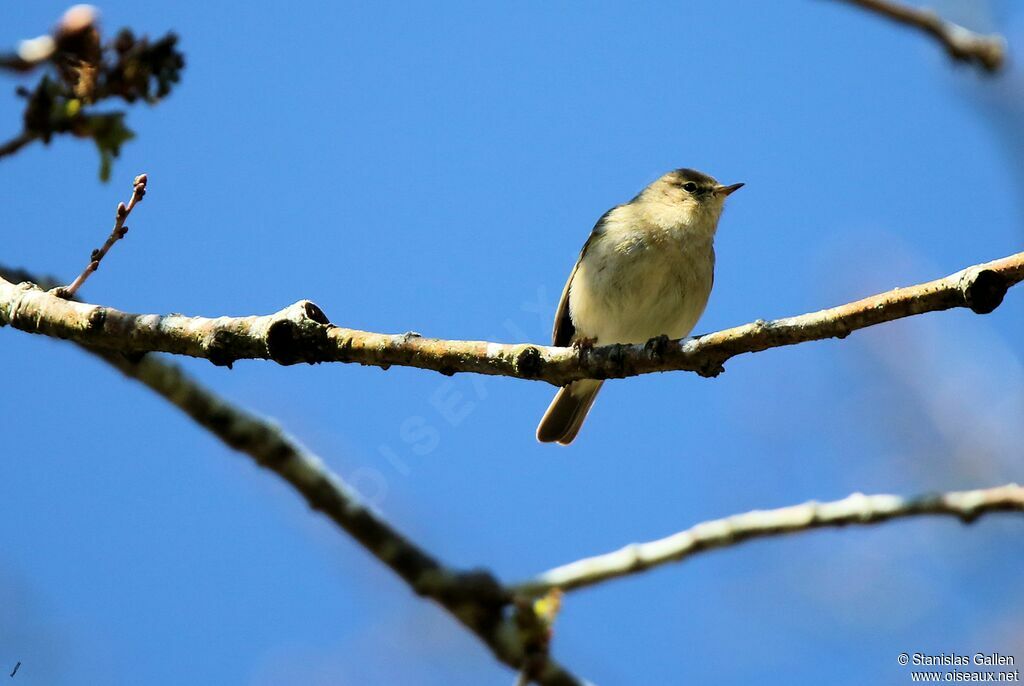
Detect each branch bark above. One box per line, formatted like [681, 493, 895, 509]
[0, 267, 583, 686]
[836, 0, 1006, 72]
[514, 484, 1024, 596]
[57, 173, 148, 298]
[2, 252, 1021, 384]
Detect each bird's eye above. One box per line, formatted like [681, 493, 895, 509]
[682, 182, 698, 193]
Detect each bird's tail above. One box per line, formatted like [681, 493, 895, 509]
[535, 379, 604, 445]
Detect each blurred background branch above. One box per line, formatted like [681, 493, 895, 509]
[0, 4, 183, 178]
[836, 0, 1006, 72]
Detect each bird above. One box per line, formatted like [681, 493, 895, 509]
[536, 168, 743, 445]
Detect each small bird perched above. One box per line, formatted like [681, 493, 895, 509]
[536, 168, 743, 445]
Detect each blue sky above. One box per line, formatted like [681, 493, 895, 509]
[2, 2, 1022, 684]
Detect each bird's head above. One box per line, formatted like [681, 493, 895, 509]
[634, 168, 743, 233]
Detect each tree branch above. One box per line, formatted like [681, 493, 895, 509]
[513, 484, 1024, 596]
[57, 173, 147, 298]
[0, 130, 38, 159]
[0, 265, 586, 686]
[101, 354, 580, 685]
[1, 252, 1021, 384]
[835, 0, 1006, 72]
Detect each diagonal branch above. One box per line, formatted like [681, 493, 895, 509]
[513, 484, 1024, 596]
[1, 252, 1022, 384]
[834, 0, 1006, 73]
[0, 265, 586, 686]
[100, 353, 580, 685]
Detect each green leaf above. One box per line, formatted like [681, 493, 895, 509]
[84, 112, 135, 181]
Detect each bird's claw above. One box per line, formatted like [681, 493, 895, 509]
[572, 337, 597, 351]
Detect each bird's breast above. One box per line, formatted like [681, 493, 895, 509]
[569, 228, 714, 344]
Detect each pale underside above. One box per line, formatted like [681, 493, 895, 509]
[559, 204, 716, 346]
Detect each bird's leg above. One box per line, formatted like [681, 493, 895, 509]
[571, 336, 597, 351]
[644, 334, 671, 358]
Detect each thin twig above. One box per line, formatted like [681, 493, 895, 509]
[1, 252, 1022, 383]
[56, 173, 147, 298]
[513, 484, 1024, 596]
[836, 0, 1006, 72]
[0, 54, 35, 71]
[0, 130, 38, 160]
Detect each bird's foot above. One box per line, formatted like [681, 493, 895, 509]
[644, 334, 671, 357]
[572, 336, 597, 351]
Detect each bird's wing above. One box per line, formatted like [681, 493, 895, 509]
[552, 259, 579, 346]
[552, 207, 615, 346]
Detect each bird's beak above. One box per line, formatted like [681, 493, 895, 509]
[715, 182, 745, 197]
